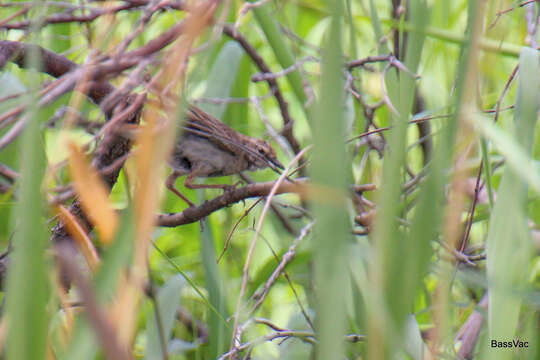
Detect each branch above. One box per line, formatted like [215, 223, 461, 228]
[0, 40, 143, 287]
[222, 25, 302, 156]
[0, 40, 114, 103]
[157, 179, 306, 227]
[0, 0, 186, 30]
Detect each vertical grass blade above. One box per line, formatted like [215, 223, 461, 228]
[199, 219, 229, 358]
[62, 210, 135, 360]
[145, 275, 185, 360]
[310, 1, 349, 359]
[250, 1, 308, 110]
[399, 2, 486, 354]
[368, 1, 428, 358]
[485, 47, 539, 360]
[5, 68, 50, 360]
[199, 42, 243, 119]
[197, 41, 243, 358]
[368, 0, 389, 53]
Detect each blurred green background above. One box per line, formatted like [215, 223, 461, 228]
[0, 0, 539, 359]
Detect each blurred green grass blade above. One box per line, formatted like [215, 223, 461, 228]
[403, 315, 430, 360]
[225, 54, 251, 128]
[145, 275, 186, 360]
[369, 1, 428, 357]
[353, 13, 524, 58]
[348, 242, 369, 330]
[197, 41, 243, 358]
[199, 41, 243, 118]
[61, 319, 97, 360]
[94, 210, 135, 301]
[293, 0, 517, 55]
[345, 0, 357, 58]
[405, 1, 485, 353]
[368, 0, 389, 53]
[250, 1, 308, 110]
[473, 115, 540, 194]
[367, 0, 398, 96]
[63, 210, 135, 360]
[435, 0, 484, 206]
[512, 49, 539, 152]
[310, 1, 350, 359]
[152, 244, 225, 322]
[45, 22, 71, 54]
[522, 306, 540, 359]
[5, 81, 50, 360]
[0, 73, 26, 243]
[480, 138, 494, 209]
[199, 218, 229, 359]
[485, 47, 539, 359]
[386, 19, 523, 58]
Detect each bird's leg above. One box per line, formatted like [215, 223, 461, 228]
[184, 165, 239, 193]
[166, 170, 195, 207]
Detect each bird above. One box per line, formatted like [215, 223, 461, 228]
[166, 105, 284, 206]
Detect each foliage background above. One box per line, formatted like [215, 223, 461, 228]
[0, 0, 539, 359]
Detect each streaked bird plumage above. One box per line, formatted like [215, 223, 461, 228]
[166, 105, 283, 206]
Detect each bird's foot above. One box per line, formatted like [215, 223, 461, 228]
[222, 181, 242, 193]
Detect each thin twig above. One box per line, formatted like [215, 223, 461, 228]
[229, 148, 310, 358]
[248, 221, 314, 314]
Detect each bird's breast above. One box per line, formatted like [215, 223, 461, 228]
[169, 136, 250, 177]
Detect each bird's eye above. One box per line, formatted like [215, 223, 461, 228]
[258, 148, 265, 154]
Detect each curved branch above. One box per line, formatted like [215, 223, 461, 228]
[0, 0, 186, 30]
[0, 40, 114, 103]
[157, 179, 306, 227]
[0, 40, 143, 287]
[222, 25, 301, 156]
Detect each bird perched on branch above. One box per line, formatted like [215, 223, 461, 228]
[166, 105, 284, 206]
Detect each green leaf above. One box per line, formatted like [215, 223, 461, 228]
[250, 1, 308, 111]
[484, 47, 539, 360]
[5, 89, 50, 360]
[310, 1, 350, 359]
[369, 0, 429, 357]
[62, 210, 135, 360]
[196, 41, 245, 358]
[199, 41, 244, 118]
[145, 275, 186, 360]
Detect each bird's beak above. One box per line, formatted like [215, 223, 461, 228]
[271, 158, 285, 170]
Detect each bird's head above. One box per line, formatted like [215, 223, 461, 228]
[246, 138, 284, 172]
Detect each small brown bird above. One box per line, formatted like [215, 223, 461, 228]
[166, 105, 284, 206]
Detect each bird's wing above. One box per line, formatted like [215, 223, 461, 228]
[182, 105, 246, 156]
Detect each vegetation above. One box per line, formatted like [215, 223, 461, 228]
[0, 0, 539, 359]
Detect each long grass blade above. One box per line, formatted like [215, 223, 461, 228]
[310, 1, 350, 359]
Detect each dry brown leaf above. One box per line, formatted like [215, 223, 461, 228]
[56, 204, 100, 271]
[67, 141, 118, 245]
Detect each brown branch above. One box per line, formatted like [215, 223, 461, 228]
[67, 21, 187, 85]
[0, 40, 144, 287]
[459, 65, 519, 251]
[346, 54, 394, 69]
[251, 56, 316, 82]
[239, 173, 297, 235]
[1, 19, 188, 99]
[222, 25, 302, 156]
[0, 40, 113, 103]
[0, 163, 19, 183]
[0, 4, 31, 28]
[157, 179, 306, 227]
[490, 0, 538, 29]
[0, 0, 186, 30]
[248, 221, 313, 315]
